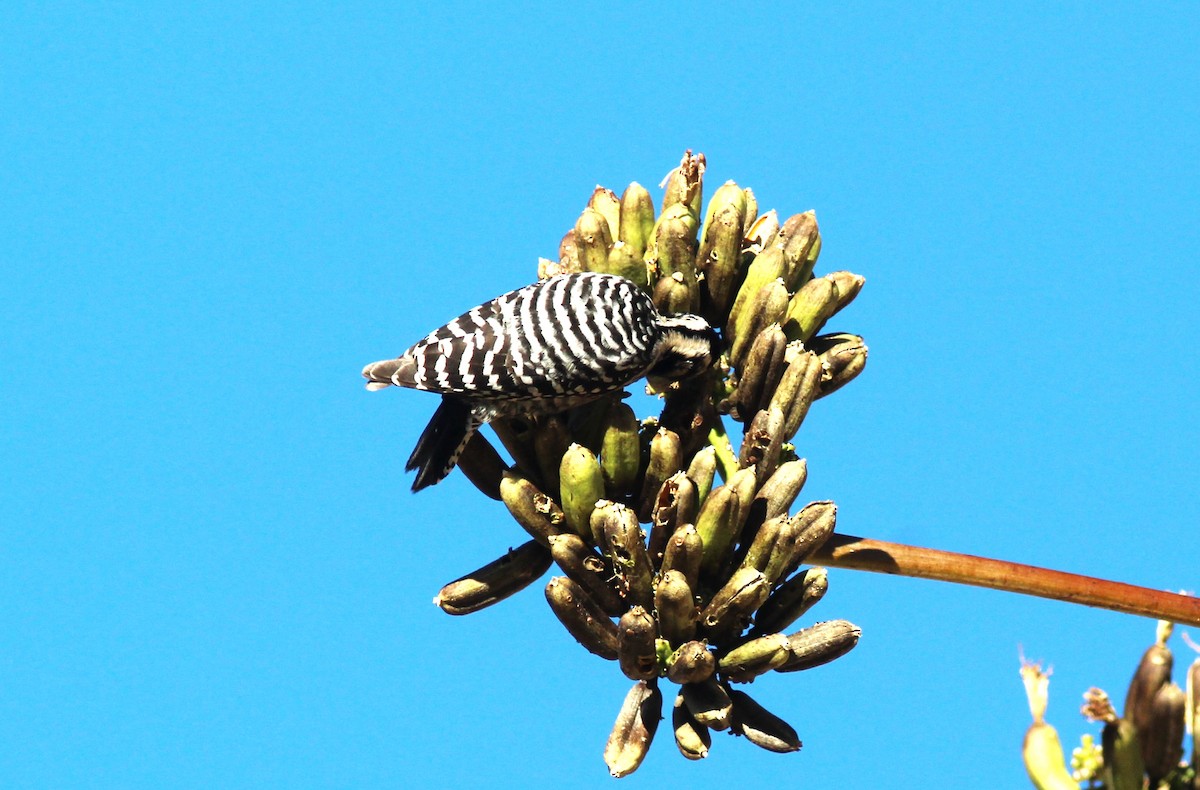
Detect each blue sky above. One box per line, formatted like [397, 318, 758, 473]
[4, 2, 1198, 787]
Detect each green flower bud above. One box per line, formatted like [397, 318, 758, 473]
[575, 207, 613, 273]
[781, 275, 840, 343]
[599, 402, 641, 501]
[618, 182, 656, 261]
[560, 443, 604, 540]
[587, 186, 620, 239]
[720, 633, 792, 682]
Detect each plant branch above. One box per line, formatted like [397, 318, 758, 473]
[810, 532, 1200, 627]
[706, 416, 739, 484]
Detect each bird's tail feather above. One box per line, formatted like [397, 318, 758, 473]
[362, 356, 417, 391]
[406, 397, 481, 492]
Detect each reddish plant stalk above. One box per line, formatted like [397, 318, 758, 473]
[811, 533, 1200, 627]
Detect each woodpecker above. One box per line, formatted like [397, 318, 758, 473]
[362, 272, 720, 491]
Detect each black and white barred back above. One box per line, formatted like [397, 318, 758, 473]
[362, 272, 719, 491]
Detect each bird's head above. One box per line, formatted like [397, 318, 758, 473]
[647, 313, 721, 390]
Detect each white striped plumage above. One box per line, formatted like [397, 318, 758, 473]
[362, 272, 718, 491]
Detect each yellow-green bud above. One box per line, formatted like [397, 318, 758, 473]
[560, 443, 604, 540]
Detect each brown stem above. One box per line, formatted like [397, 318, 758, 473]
[810, 533, 1200, 627]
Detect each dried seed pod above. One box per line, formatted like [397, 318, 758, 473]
[574, 207, 613, 273]
[618, 606, 660, 681]
[547, 532, 625, 616]
[652, 270, 696, 316]
[637, 428, 682, 522]
[455, 432, 507, 500]
[587, 186, 620, 239]
[782, 276, 840, 344]
[434, 541, 552, 615]
[686, 446, 717, 504]
[696, 180, 748, 322]
[667, 640, 717, 684]
[720, 633, 792, 682]
[737, 515, 790, 578]
[729, 689, 802, 753]
[655, 569, 698, 646]
[604, 680, 662, 778]
[754, 459, 809, 522]
[738, 407, 785, 487]
[661, 523, 703, 592]
[499, 470, 566, 546]
[560, 443, 604, 540]
[730, 278, 789, 371]
[752, 567, 829, 636]
[681, 678, 733, 731]
[661, 149, 705, 219]
[1143, 682, 1185, 785]
[768, 346, 822, 440]
[777, 619, 861, 672]
[558, 228, 581, 274]
[594, 500, 655, 609]
[764, 500, 836, 584]
[826, 270, 865, 314]
[700, 567, 770, 644]
[649, 203, 699, 306]
[544, 576, 619, 660]
[673, 692, 711, 760]
[730, 323, 788, 420]
[648, 472, 698, 567]
[778, 211, 820, 290]
[808, 333, 868, 398]
[533, 415, 570, 496]
[1125, 638, 1173, 736]
[600, 402, 641, 501]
